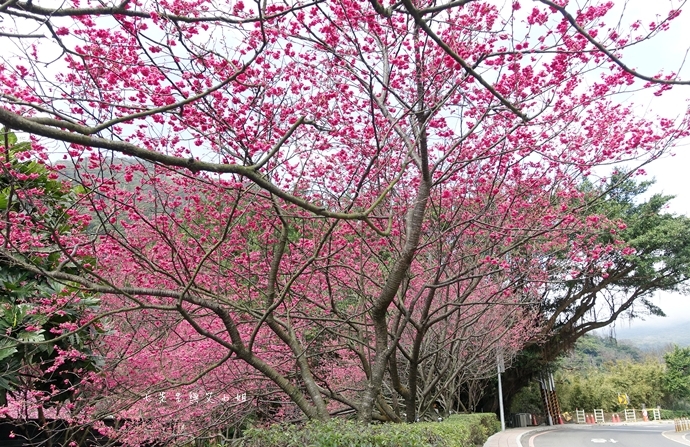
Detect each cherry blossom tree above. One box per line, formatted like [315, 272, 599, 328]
[486, 172, 690, 414]
[0, 0, 689, 443]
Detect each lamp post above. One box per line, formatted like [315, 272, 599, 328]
[497, 350, 505, 431]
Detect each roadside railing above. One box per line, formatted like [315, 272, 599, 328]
[676, 418, 690, 432]
[574, 408, 663, 424]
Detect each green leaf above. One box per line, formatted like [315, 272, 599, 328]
[23, 161, 46, 176]
[0, 129, 17, 148]
[11, 141, 31, 153]
[0, 186, 11, 210]
[18, 329, 45, 343]
[0, 344, 18, 362]
[0, 374, 15, 391]
[6, 303, 32, 326]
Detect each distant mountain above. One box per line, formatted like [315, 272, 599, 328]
[558, 334, 643, 371]
[616, 322, 690, 351]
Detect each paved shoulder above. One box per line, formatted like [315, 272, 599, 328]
[526, 423, 685, 447]
[662, 430, 690, 446]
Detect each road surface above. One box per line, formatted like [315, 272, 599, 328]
[526, 424, 690, 447]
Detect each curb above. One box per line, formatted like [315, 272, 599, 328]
[516, 426, 560, 447]
[661, 429, 690, 446]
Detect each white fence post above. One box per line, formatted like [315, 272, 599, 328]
[576, 409, 586, 424]
[624, 408, 636, 422]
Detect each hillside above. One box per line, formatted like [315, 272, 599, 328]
[558, 334, 644, 371]
[616, 322, 690, 351]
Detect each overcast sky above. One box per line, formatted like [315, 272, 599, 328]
[601, 0, 690, 333]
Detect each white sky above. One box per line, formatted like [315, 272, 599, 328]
[602, 0, 690, 331]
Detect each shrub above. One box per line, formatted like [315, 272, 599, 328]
[237, 413, 498, 447]
[661, 409, 690, 419]
[557, 360, 666, 413]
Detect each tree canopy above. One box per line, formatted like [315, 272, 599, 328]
[538, 173, 690, 358]
[493, 174, 690, 413]
[664, 346, 690, 401]
[0, 0, 689, 444]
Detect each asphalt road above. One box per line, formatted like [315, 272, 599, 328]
[526, 424, 690, 447]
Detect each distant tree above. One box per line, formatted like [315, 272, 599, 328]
[514, 338, 689, 415]
[556, 359, 665, 412]
[558, 334, 642, 370]
[537, 173, 690, 359]
[663, 346, 690, 401]
[495, 174, 690, 412]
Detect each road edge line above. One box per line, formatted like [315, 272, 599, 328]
[516, 426, 560, 447]
[662, 430, 690, 446]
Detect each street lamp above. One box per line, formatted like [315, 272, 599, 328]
[497, 350, 505, 431]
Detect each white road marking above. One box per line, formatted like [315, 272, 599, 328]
[527, 431, 550, 447]
[662, 430, 690, 446]
[591, 439, 607, 443]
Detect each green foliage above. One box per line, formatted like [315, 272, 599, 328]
[509, 382, 544, 415]
[558, 374, 613, 412]
[0, 267, 103, 403]
[598, 172, 690, 305]
[557, 359, 665, 412]
[509, 335, 644, 415]
[663, 346, 690, 401]
[661, 409, 690, 419]
[0, 129, 75, 221]
[502, 174, 690, 418]
[551, 337, 690, 414]
[238, 414, 498, 447]
[0, 129, 102, 406]
[607, 360, 666, 409]
[558, 334, 642, 371]
[543, 174, 690, 351]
